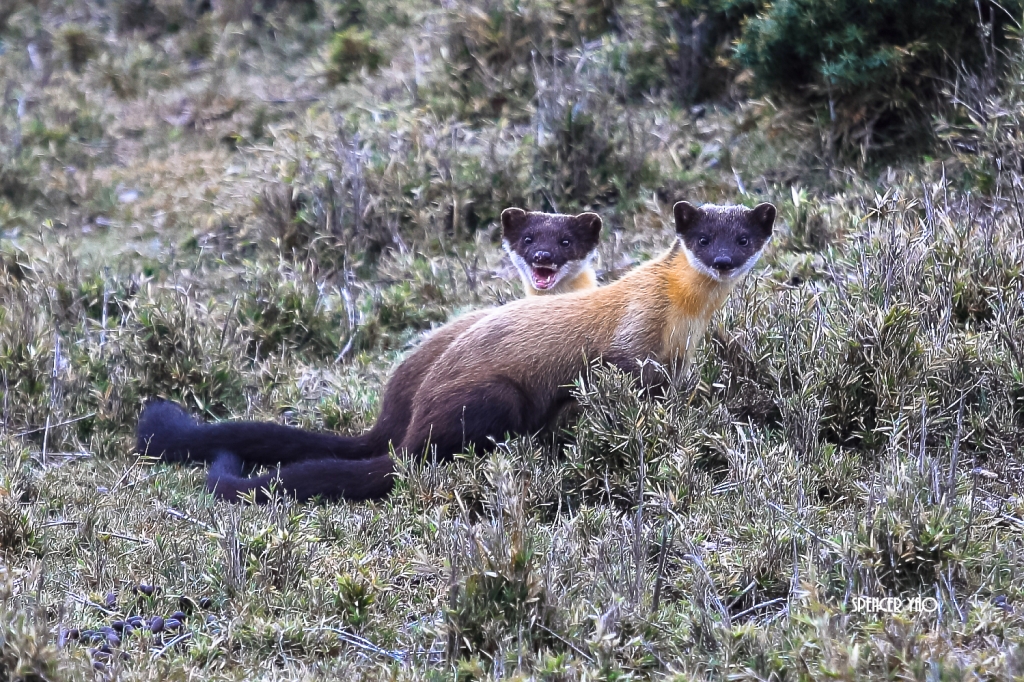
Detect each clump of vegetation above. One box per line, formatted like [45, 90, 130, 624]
[821, 304, 924, 450]
[56, 24, 99, 72]
[0, 573, 69, 682]
[130, 292, 248, 417]
[326, 28, 384, 85]
[237, 269, 347, 361]
[567, 364, 684, 506]
[445, 455, 557, 664]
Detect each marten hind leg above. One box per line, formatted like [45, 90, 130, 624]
[399, 378, 533, 462]
[207, 453, 395, 502]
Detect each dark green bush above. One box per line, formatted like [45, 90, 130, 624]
[733, 0, 1024, 151]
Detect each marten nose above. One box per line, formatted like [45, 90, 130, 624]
[712, 255, 735, 271]
[532, 251, 554, 266]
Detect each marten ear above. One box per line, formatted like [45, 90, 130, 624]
[748, 202, 777, 236]
[673, 201, 701, 235]
[573, 212, 602, 247]
[501, 207, 528, 240]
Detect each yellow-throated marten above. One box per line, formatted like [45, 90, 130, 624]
[137, 201, 775, 502]
[501, 208, 601, 295]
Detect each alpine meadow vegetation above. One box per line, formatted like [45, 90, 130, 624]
[2, 0, 1024, 679]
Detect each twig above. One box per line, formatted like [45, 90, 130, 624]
[682, 553, 731, 626]
[996, 325, 1024, 372]
[113, 470, 162, 492]
[1000, 513, 1024, 529]
[651, 521, 674, 615]
[163, 507, 213, 531]
[536, 624, 595, 663]
[41, 333, 61, 465]
[314, 627, 409, 661]
[103, 531, 151, 544]
[150, 632, 192, 660]
[219, 295, 239, 353]
[99, 268, 110, 354]
[765, 501, 842, 551]
[725, 581, 757, 611]
[67, 593, 115, 616]
[14, 413, 95, 438]
[731, 597, 788, 621]
[111, 457, 143, 493]
[28, 451, 93, 467]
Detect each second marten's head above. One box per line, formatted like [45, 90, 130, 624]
[673, 201, 776, 282]
[501, 208, 602, 295]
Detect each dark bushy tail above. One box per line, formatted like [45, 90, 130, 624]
[135, 399, 378, 466]
[206, 451, 395, 502]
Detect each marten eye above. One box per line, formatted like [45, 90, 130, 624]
[738, 236, 749, 246]
[698, 237, 710, 246]
[524, 236, 533, 244]
[561, 239, 570, 246]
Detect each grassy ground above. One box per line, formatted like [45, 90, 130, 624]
[2, 1, 1024, 680]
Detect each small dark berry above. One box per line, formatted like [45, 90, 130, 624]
[165, 618, 181, 630]
[149, 616, 164, 633]
[104, 592, 117, 608]
[92, 660, 106, 672]
[198, 597, 213, 609]
[127, 616, 144, 627]
[171, 611, 186, 621]
[136, 584, 155, 597]
[206, 615, 217, 625]
[67, 628, 81, 640]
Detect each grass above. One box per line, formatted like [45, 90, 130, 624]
[2, 0, 1024, 679]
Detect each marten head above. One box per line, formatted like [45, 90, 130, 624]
[501, 208, 602, 294]
[673, 201, 776, 282]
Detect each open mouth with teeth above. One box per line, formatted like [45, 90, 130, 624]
[530, 266, 560, 289]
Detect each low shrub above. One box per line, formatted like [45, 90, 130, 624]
[326, 28, 384, 85]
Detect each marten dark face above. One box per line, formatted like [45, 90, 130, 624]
[501, 208, 602, 292]
[673, 201, 776, 281]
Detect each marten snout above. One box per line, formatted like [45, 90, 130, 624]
[531, 250, 555, 266]
[712, 255, 735, 271]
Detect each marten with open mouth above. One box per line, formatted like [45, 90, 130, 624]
[136, 201, 775, 503]
[501, 208, 601, 295]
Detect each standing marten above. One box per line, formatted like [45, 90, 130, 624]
[137, 201, 775, 502]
